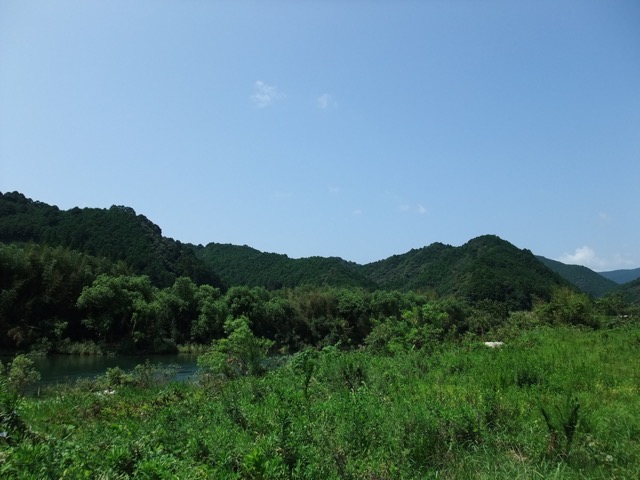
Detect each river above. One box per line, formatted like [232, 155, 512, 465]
[19, 354, 200, 391]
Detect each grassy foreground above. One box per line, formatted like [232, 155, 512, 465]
[2, 325, 639, 479]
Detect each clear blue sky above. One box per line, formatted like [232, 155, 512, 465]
[1, 1, 639, 271]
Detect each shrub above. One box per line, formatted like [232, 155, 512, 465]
[198, 316, 274, 379]
[5, 355, 41, 395]
[0, 355, 40, 442]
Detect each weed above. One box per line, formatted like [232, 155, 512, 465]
[541, 396, 581, 459]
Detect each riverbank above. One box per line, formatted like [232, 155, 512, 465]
[28, 353, 200, 392]
[2, 325, 639, 478]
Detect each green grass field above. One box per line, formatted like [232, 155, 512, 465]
[2, 325, 639, 479]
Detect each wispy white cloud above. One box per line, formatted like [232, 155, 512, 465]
[598, 212, 610, 223]
[352, 208, 363, 215]
[251, 81, 284, 108]
[558, 246, 599, 267]
[272, 191, 293, 199]
[557, 245, 635, 271]
[328, 186, 341, 194]
[399, 203, 428, 214]
[317, 93, 337, 110]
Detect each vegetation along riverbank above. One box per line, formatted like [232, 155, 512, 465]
[1, 192, 639, 477]
[1, 313, 639, 478]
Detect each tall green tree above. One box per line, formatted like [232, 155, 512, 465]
[76, 274, 157, 345]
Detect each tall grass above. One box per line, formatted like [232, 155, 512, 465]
[2, 325, 639, 478]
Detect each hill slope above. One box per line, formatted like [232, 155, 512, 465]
[361, 235, 568, 309]
[0, 191, 222, 288]
[195, 243, 378, 290]
[615, 277, 640, 304]
[599, 267, 640, 284]
[536, 256, 618, 297]
[1, 192, 578, 307]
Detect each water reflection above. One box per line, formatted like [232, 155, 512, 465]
[28, 354, 199, 389]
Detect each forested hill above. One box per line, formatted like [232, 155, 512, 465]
[194, 238, 569, 310]
[616, 277, 640, 304]
[195, 243, 377, 290]
[536, 256, 618, 297]
[360, 235, 569, 310]
[0, 192, 571, 309]
[0, 192, 222, 288]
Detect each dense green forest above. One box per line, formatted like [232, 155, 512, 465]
[360, 235, 567, 310]
[536, 256, 619, 298]
[2, 239, 633, 354]
[195, 243, 377, 291]
[5, 239, 603, 354]
[0, 192, 222, 289]
[1, 191, 638, 354]
[196, 236, 569, 311]
[2, 191, 640, 477]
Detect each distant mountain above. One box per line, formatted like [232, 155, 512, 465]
[616, 277, 640, 304]
[196, 236, 569, 309]
[360, 235, 568, 310]
[536, 256, 618, 297]
[0, 192, 579, 308]
[599, 267, 640, 285]
[195, 243, 378, 290]
[0, 191, 222, 288]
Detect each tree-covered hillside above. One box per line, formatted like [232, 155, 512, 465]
[194, 243, 377, 290]
[536, 256, 618, 297]
[1, 192, 638, 355]
[616, 277, 640, 304]
[0, 192, 222, 288]
[195, 237, 571, 310]
[361, 235, 569, 310]
[0, 191, 577, 310]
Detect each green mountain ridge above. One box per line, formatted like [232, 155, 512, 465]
[599, 267, 640, 284]
[0, 191, 222, 288]
[195, 243, 377, 290]
[196, 236, 571, 309]
[361, 235, 568, 309]
[614, 277, 640, 304]
[536, 256, 619, 297]
[2, 191, 634, 307]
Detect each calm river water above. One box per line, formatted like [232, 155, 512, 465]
[22, 354, 200, 391]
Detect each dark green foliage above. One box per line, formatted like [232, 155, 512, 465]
[362, 235, 569, 310]
[0, 242, 123, 350]
[195, 242, 377, 290]
[2, 191, 638, 356]
[0, 355, 40, 444]
[534, 287, 602, 328]
[615, 276, 640, 305]
[537, 256, 618, 297]
[0, 192, 222, 288]
[198, 316, 275, 379]
[365, 297, 471, 354]
[77, 274, 158, 345]
[0, 249, 224, 351]
[3, 355, 40, 395]
[541, 396, 581, 458]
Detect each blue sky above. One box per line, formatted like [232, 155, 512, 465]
[1, 1, 639, 271]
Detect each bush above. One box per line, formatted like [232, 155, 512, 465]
[198, 316, 274, 379]
[5, 355, 41, 395]
[0, 355, 40, 442]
